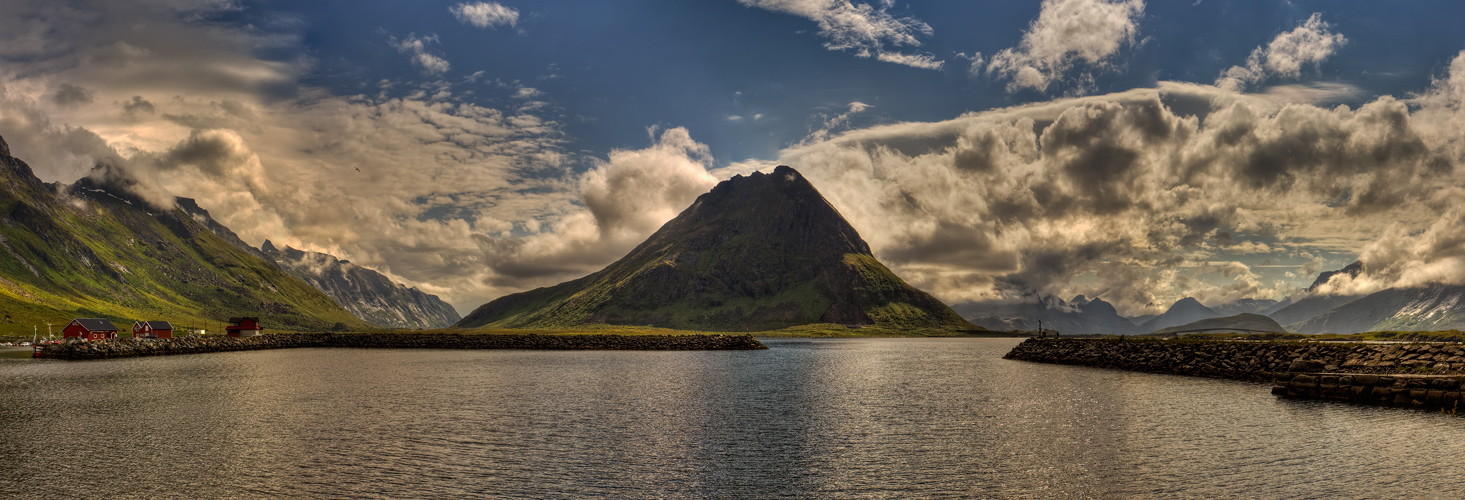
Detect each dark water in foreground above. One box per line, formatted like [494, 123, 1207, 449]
[1, 338, 1463, 499]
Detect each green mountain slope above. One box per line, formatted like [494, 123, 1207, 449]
[0, 134, 369, 333]
[457, 165, 976, 331]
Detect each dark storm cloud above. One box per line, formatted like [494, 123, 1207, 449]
[53, 84, 93, 107]
[122, 96, 155, 117]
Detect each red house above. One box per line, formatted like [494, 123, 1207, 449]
[131, 320, 175, 339]
[226, 317, 262, 337]
[62, 319, 120, 340]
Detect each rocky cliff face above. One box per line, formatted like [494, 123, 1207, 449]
[456, 165, 975, 331]
[261, 241, 460, 329]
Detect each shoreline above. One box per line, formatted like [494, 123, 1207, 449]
[37, 332, 767, 360]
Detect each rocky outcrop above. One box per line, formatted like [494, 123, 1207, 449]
[38, 333, 767, 359]
[1004, 338, 1465, 382]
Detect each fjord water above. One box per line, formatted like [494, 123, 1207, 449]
[2, 339, 1463, 498]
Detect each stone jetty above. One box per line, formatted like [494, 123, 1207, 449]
[37, 332, 767, 360]
[1272, 373, 1465, 412]
[1005, 338, 1465, 411]
[1005, 338, 1465, 381]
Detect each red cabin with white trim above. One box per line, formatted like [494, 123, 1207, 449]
[131, 320, 174, 339]
[62, 319, 119, 340]
[226, 317, 262, 337]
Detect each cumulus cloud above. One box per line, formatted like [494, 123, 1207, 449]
[391, 33, 451, 74]
[450, 2, 519, 29]
[480, 128, 720, 282]
[1216, 13, 1347, 92]
[983, 0, 1145, 93]
[755, 66, 1465, 314]
[1319, 206, 1465, 297]
[738, 0, 942, 70]
[580, 127, 719, 241]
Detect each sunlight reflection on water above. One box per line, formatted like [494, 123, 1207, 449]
[2, 338, 1463, 498]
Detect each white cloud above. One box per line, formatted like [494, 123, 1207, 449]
[738, 0, 942, 70]
[1216, 13, 1347, 92]
[984, 0, 1145, 93]
[391, 33, 451, 74]
[450, 2, 519, 29]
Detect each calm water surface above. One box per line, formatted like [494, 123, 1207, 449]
[1, 338, 1462, 499]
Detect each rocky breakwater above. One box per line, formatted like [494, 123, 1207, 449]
[1004, 338, 1465, 383]
[39, 332, 767, 360]
[1272, 373, 1465, 412]
[39, 335, 327, 360]
[1006, 338, 1465, 412]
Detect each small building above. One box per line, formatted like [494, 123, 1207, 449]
[62, 319, 120, 340]
[131, 320, 175, 339]
[225, 317, 262, 337]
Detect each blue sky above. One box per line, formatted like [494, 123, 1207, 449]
[2, 0, 1465, 315]
[247, 0, 1465, 166]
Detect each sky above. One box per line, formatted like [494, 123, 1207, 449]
[2, 0, 1465, 317]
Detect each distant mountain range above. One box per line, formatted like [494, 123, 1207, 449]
[955, 295, 1141, 335]
[261, 241, 460, 329]
[456, 166, 975, 331]
[957, 259, 1465, 335]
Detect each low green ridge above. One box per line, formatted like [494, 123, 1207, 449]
[1153, 313, 1287, 335]
[456, 165, 977, 332]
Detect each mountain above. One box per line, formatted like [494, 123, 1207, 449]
[955, 295, 1142, 335]
[1308, 261, 1363, 291]
[1260, 262, 1368, 327]
[261, 241, 460, 329]
[455, 166, 975, 331]
[1267, 294, 1362, 327]
[1138, 297, 1222, 332]
[1154, 313, 1287, 335]
[1289, 284, 1465, 334]
[0, 133, 370, 332]
[1212, 298, 1279, 316]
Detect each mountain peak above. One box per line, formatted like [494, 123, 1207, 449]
[1308, 261, 1364, 292]
[1171, 297, 1205, 310]
[0, 133, 9, 158]
[457, 165, 972, 331]
[1139, 296, 1222, 332]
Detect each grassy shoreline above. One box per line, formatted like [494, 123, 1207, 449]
[309, 324, 1017, 338]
